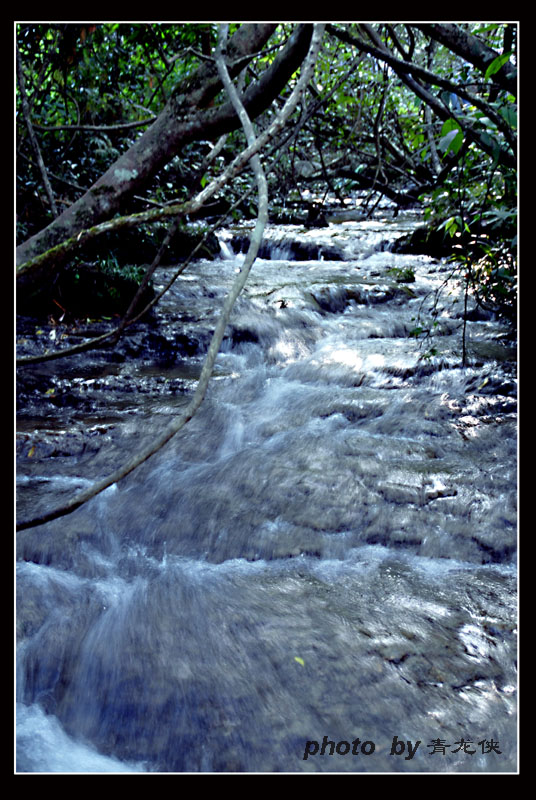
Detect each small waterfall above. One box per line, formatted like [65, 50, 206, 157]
[218, 234, 235, 260]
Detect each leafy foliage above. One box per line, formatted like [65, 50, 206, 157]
[16, 23, 517, 323]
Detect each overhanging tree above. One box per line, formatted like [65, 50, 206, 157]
[16, 22, 517, 529]
[17, 23, 517, 291]
[16, 23, 517, 352]
[16, 23, 314, 287]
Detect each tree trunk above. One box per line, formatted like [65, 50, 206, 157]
[16, 24, 313, 280]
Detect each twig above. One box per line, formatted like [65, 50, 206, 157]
[16, 46, 58, 218]
[33, 118, 157, 132]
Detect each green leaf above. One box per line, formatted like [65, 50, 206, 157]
[484, 52, 513, 80]
[442, 215, 459, 237]
[440, 119, 461, 136]
[439, 128, 464, 155]
[294, 656, 305, 667]
[498, 104, 517, 129]
[438, 119, 464, 155]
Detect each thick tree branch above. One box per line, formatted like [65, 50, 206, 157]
[17, 27, 317, 299]
[416, 23, 517, 98]
[16, 24, 314, 273]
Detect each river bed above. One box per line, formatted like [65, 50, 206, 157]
[16, 211, 518, 773]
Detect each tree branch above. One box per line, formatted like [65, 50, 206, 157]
[33, 118, 157, 132]
[357, 24, 516, 170]
[16, 24, 325, 532]
[16, 27, 318, 296]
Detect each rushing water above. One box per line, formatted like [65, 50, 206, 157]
[16, 213, 517, 773]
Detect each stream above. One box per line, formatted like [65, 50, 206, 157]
[16, 209, 518, 773]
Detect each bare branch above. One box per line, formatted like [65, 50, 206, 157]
[16, 24, 325, 532]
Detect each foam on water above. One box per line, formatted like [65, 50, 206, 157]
[16, 703, 148, 773]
